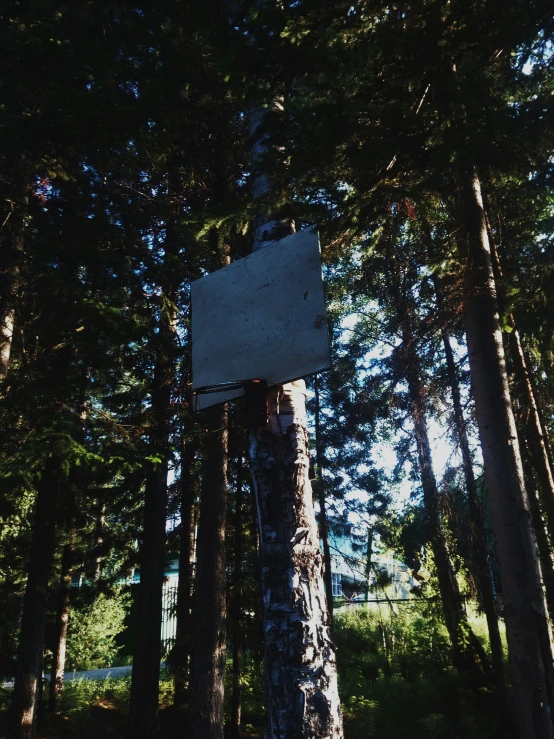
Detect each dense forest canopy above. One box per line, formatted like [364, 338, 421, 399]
[1, 1, 553, 738]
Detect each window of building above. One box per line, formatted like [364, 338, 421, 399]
[331, 572, 343, 597]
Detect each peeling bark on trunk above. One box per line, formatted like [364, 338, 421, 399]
[439, 318, 507, 704]
[8, 458, 59, 739]
[455, 168, 554, 739]
[187, 405, 228, 739]
[172, 441, 197, 709]
[248, 98, 343, 739]
[250, 384, 343, 739]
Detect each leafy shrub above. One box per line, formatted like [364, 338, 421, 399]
[66, 590, 131, 671]
[334, 603, 503, 739]
[342, 695, 378, 738]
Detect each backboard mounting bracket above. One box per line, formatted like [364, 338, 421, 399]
[243, 380, 269, 427]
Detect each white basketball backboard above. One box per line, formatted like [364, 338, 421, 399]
[191, 228, 330, 409]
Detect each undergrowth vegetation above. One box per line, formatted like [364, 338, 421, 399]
[0, 603, 509, 738]
[64, 590, 131, 671]
[335, 604, 507, 739]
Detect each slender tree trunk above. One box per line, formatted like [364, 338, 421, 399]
[248, 98, 343, 739]
[387, 251, 490, 684]
[365, 528, 373, 601]
[439, 319, 507, 702]
[172, 441, 196, 709]
[511, 363, 554, 620]
[129, 348, 174, 738]
[523, 461, 554, 622]
[315, 373, 334, 628]
[8, 458, 59, 739]
[48, 530, 75, 713]
[524, 352, 554, 475]
[455, 168, 554, 739]
[230, 453, 244, 739]
[404, 343, 491, 685]
[129, 192, 181, 735]
[508, 327, 554, 538]
[0, 187, 26, 381]
[486, 231, 554, 545]
[93, 501, 106, 583]
[186, 186, 230, 735]
[48, 361, 88, 713]
[187, 405, 228, 739]
[0, 300, 16, 380]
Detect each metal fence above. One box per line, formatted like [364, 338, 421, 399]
[161, 582, 178, 656]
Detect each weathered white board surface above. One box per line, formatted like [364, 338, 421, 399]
[194, 386, 245, 411]
[192, 229, 330, 409]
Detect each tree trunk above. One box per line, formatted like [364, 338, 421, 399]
[315, 373, 334, 629]
[48, 360, 87, 713]
[386, 250, 490, 684]
[93, 501, 106, 584]
[365, 528, 373, 601]
[129, 347, 174, 739]
[248, 99, 343, 739]
[404, 344, 491, 685]
[439, 318, 507, 703]
[172, 441, 196, 709]
[187, 405, 228, 739]
[455, 168, 554, 739]
[508, 327, 554, 539]
[523, 461, 554, 622]
[230, 453, 244, 739]
[510, 355, 554, 621]
[0, 187, 26, 381]
[48, 361, 90, 713]
[523, 352, 554, 476]
[0, 301, 16, 380]
[486, 231, 554, 547]
[8, 458, 59, 739]
[48, 529, 75, 713]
